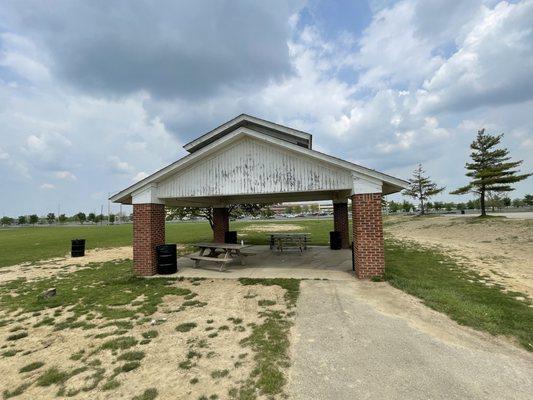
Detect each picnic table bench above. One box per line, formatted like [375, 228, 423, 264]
[189, 242, 252, 271]
[269, 233, 310, 252]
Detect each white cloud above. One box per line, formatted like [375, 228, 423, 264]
[0, 0, 532, 216]
[354, 0, 445, 90]
[25, 132, 71, 153]
[21, 132, 72, 171]
[0, 32, 50, 82]
[90, 192, 104, 200]
[40, 183, 55, 190]
[107, 156, 135, 175]
[520, 137, 533, 150]
[0, 146, 9, 160]
[55, 170, 77, 181]
[125, 141, 147, 152]
[0, 145, 30, 179]
[416, 0, 533, 113]
[132, 171, 149, 182]
[376, 116, 449, 155]
[412, 0, 484, 44]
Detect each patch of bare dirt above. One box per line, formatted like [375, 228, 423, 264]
[241, 224, 304, 233]
[0, 247, 134, 284]
[0, 279, 287, 399]
[384, 216, 533, 299]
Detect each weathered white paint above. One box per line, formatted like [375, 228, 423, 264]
[158, 136, 353, 198]
[110, 117, 408, 205]
[132, 185, 164, 205]
[352, 174, 383, 195]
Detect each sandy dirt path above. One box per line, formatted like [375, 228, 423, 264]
[384, 216, 533, 299]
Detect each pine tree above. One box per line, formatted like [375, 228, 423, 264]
[402, 163, 444, 215]
[451, 129, 531, 216]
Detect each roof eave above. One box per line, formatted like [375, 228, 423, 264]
[183, 114, 312, 153]
[109, 127, 408, 203]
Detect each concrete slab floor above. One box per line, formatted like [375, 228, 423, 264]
[157, 245, 356, 280]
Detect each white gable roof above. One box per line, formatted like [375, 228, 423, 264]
[110, 119, 408, 205]
[158, 135, 353, 199]
[183, 114, 312, 153]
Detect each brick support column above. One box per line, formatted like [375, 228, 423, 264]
[133, 203, 165, 276]
[351, 193, 384, 279]
[333, 202, 350, 249]
[212, 207, 229, 243]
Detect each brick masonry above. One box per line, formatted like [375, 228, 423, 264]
[213, 207, 229, 242]
[351, 193, 384, 279]
[133, 203, 165, 276]
[333, 202, 350, 249]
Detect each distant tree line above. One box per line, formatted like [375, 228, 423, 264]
[283, 204, 320, 214]
[386, 194, 532, 214]
[0, 212, 124, 227]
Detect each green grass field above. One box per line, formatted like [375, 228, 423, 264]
[385, 239, 533, 351]
[0, 224, 133, 268]
[0, 219, 336, 268]
[1, 217, 532, 351]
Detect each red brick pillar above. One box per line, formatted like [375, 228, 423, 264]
[333, 201, 350, 249]
[212, 207, 229, 243]
[351, 193, 384, 279]
[133, 203, 165, 276]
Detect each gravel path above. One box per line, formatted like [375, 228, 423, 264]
[288, 280, 533, 400]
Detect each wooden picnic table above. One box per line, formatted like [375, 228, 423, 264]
[269, 233, 310, 252]
[190, 242, 252, 271]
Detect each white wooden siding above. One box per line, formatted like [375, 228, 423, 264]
[157, 137, 352, 198]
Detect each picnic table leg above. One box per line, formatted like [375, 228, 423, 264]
[194, 247, 206, 268]
[237, 249, 246, 266]
[220, 250, 231, 272]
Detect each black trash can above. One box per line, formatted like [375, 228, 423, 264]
[71, 239, 86, 257]
[330, 231, 342, 250]
[225, 231, 238, 244]
[156, 244, 177, 274]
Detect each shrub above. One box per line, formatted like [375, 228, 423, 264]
[101, 336, 138, 351]
[117, 351, 145, 361]
[19, 361, 45, 373]
[37, 368, 69, 386]
[7, 331, 28, 341]
[142, 330, 158, 339]
[175, 322, 197, 332]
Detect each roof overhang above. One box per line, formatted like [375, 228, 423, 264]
[110, 126, 408, 205]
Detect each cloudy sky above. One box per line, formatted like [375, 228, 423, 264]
[0, 0, 532, 216]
